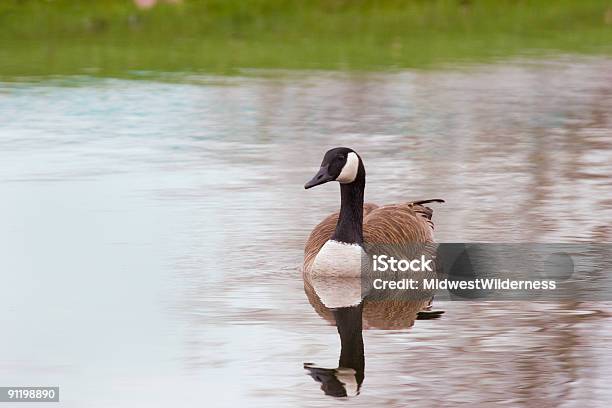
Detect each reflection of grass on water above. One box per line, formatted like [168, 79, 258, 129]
[1, 0, 612, 79]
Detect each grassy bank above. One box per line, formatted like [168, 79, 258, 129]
[1, 0, 612, 79]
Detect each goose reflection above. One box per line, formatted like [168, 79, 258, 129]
[303, 274, 443, 397]
[304, 300, 364, 397]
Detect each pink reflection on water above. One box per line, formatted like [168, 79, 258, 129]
[133, 0, 181, 9]
[134, 0, 156, 8]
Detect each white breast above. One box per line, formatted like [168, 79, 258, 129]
[310, 240, 364, 277]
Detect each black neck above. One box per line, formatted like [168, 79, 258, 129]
[334, 304, 365, 374]
[332, 174, 365, 245]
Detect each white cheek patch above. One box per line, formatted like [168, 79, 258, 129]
[336, 152, 359, 183]
[336, 368, 359, 397]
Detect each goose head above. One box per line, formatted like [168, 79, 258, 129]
[304, 147, 364, 189]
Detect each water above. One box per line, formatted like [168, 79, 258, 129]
[1, 58, 612, 407]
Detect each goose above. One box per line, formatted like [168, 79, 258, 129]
[303, 147, 444, 277]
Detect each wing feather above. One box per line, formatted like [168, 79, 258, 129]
[363, 200, 442, 244]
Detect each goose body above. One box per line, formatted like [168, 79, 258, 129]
[303, 147, 443, 277]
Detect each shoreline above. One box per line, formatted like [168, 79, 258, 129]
[2, 0, 612, 79]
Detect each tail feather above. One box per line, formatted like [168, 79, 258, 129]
[409, 199, 445, 230]
[411, 198, 445, 205]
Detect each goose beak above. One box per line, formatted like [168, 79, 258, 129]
[305, 166, 334, 189]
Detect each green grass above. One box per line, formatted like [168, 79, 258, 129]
[1, 0, 612, 79]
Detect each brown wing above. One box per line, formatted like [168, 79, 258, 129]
[363, 199, 443, 244]
[303, 203, 379, 273]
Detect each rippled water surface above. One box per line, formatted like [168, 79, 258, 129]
[1, 58, 612, 407]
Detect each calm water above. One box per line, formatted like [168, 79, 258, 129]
[1, 58, 612, 407]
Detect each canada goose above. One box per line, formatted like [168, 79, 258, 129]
[304, 147, 444, 277]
